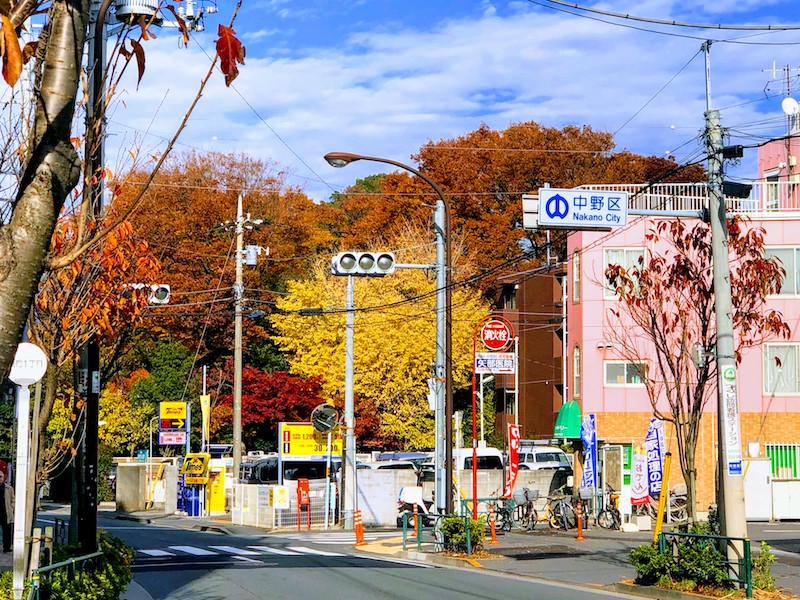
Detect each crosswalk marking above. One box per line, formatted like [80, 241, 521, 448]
[137, 544, 352, 559]
[233, 556, 263, 563]
[168, 546, 218, 556]
[208, 545, 261, 556]
[286, 546, 345, 557]
[139, 549, 176, 557]
[247, 546, 302, 556]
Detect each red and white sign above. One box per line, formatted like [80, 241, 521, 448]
[159, 430, 187, 446]
[503, 424, 520, 498]
[480, 318, 514, 351]
[630, 450, 649, 505]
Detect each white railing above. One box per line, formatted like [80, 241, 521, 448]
[573, 181, 800, 214]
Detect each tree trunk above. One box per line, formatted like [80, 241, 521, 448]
[0, 0, 87, 376]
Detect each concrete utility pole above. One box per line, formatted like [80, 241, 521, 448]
[233, 194, 244, 480]
[703, 40, 748, 563]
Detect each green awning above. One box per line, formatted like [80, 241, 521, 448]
[553, 400, 581, 439]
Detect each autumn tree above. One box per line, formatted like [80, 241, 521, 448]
[116, 151, 341, 366]
[334, 122, 706, 299]
[604, 216, 790, 518]
[271, 224, 491, 450]
[0, 0, 244, 392]
[211, 366, 325, 451]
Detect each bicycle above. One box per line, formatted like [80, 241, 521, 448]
[633, 484, 688, 524]
[513, 488, 538, 531]
[596, 484, 621, 530]
[513, 486, 576, 530]
[493, 497, 516, 532]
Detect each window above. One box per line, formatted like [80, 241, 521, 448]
[572, 250, 581, 303]
[765, 247, 800, 295]
[765, 170, 780, 210]
[763, 344, 800, 394]
[605, 361, 647, 386]
[573, 345, 581, 398]
[604, 248, 644, 298]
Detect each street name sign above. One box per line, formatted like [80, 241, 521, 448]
[535, 188, 629, 228]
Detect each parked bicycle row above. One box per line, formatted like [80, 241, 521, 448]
[488, 482, 688, 532]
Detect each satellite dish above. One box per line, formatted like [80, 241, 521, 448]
[781, 97, 799, 116]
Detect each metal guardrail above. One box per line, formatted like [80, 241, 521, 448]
[657, 532, 752, 598]
[27, 550, 104, 600]
[399, 511, 446, 553]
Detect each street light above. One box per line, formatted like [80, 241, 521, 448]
[324, 152, 455, 513]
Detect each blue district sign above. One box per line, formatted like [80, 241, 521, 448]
[537, 188, 629, 229]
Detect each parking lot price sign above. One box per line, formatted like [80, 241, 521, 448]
[279, 423, 343, 458]
[538, 188, 629, 228]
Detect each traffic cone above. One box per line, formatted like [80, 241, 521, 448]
[354, 510, 367, 546]
[488, 504, 499, 544]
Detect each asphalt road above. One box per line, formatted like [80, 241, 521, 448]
[92, 513, 644, 600]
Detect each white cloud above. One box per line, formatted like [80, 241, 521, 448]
[102, 1, 797, 201]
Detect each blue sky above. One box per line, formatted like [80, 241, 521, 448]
[105, 0, 799, 202]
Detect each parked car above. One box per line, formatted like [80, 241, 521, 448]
[517, 445, 572, 473]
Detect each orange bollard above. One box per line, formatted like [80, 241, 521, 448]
[575, 501, 585, 542]
[409, 504, 419, 539]
[354, 510, 367, 546]
[488, 504, 499, 544]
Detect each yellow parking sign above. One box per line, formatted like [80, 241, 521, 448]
[181, 453, 210, 476]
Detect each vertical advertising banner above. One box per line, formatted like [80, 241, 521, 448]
[630, 445, 649, 505]
[503, 424, 520, 498]
[645, 417, 664, 499]
[580, 413, 597, 489]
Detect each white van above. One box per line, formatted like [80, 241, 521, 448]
[517, 445, 572, 473]
[418, 447, 504, 475]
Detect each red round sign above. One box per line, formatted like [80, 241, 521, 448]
[480, 319, 514, 351]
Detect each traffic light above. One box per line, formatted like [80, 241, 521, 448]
[149, 284, 171, 304]
[331, 252, 396, 277]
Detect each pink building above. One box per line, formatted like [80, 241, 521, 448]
[562, 135, 800, 516]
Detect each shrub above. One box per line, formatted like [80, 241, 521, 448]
[752, 541, 776, 591]
[39, 530, 133, 600]
[439, 514, 485, 554]
[629, 543, 672, 586]
[675, 540, 727, 587]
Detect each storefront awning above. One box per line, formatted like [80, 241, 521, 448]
[553, 400, 581, 439]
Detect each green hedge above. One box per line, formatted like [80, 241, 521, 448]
[0, 530, 133, 600]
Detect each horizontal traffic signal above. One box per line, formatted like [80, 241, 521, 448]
[331, 252, 396, 277]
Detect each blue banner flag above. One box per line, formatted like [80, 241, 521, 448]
[580, 413, 597, 489]
[644, 417, 664, 499]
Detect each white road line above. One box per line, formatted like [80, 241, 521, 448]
[139, 549, 175, 557]
[248, 546, 302, 556]
[169, 546, 219, 556]
[232, 556, 263, 564]
[286, 546, 345, 557]
[208, 545, 261, 556]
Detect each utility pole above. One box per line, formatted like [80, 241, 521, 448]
[433, 200, 447, 513]
[703, 40, 748, 565]
[343, 275, 356, 530]
[233, 194, 244, 480]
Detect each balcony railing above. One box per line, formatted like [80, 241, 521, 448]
[573, 181, 800, 214]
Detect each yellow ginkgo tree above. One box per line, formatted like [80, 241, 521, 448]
[272, 226, 490, 450]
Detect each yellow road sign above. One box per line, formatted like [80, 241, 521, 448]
[181, 452, 210, 476]
[160, 401, 188, 430]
